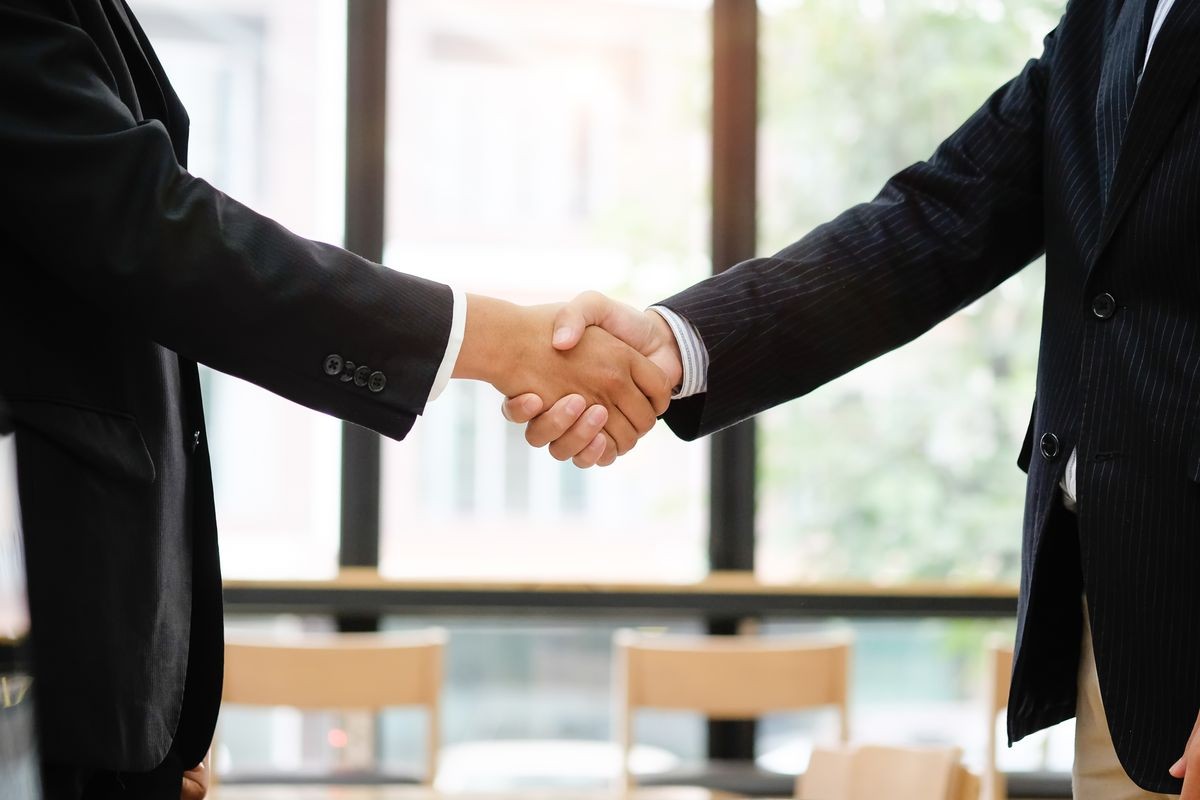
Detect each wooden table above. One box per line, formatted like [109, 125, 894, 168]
[223, 568, 1019, 618]
[212, 787, 760, 800]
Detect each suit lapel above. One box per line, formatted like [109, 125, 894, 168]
[1092, 0, 1200, 267]
[1094, 0, 1148, 207]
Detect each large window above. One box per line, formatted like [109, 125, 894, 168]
[755, 0, 1059, 584]
[139, 0, 1080, 788]
[753, 0, 1071, 773]
[378, 0, 711, 581]
[137, 0, 348, 578]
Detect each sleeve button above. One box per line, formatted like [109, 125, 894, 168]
[368, 371, 387, 393]
[340, 361, 357, 382]
[323, 354, 344, 376]
[354, 365, 371, 387]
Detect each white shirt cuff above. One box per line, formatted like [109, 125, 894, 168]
[1061, 447, 1078, 511]
[649, 305, 709, 399]
[427, 286, 466, 403]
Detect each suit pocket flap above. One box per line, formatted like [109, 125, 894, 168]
[8, 399, 156, 485]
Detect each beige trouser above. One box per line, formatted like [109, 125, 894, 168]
[1074, 603, 1179, 799]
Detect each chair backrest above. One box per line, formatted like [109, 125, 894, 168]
[798, 744, 980, 800]
[222, 629, 446, 784]
[614, 630, 852, 785]
[983, 635, 1014, 800]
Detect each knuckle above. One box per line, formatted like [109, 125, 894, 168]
[601, 366, 625, 392]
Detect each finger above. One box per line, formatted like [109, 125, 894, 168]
[1175, 713, 1200, 780]
[630, 352, 674, 417]
[614, 366, 660, 439]
[553, 291, 612, 351]
[572, 432, 608, 468]
[603, 406, 641, 456]
[548, 405, 610, 461]
[502, 393, 544, 424]
[1182, 749, 1200, 799]
[525, 395, 588, 448]
[181, 773, 206, 800]
[596, 433, 619, 467]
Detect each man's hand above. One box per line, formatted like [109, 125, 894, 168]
[502, 393, 613, 467]
[502, 292, 683, 467]
[1170, 708, 1200, 797]
[181, 750, 211, 800]
[455, 295, 672, 460]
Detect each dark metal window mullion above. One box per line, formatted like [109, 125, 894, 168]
[338, 0, 389, 634]
[707, 0, 760, 764]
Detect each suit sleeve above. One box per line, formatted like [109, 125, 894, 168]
[0, 1, 451, 441]
[659, 26, 1060, 441]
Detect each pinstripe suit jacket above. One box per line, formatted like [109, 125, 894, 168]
[660, 0, 1200, 791]
[0, 0, 452, 773]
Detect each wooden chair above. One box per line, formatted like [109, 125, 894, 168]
[983, 635, 1014, 800]
[797, 744, 980, 800]
[220, 628, 447, 784]
[614, 629, 852, 788]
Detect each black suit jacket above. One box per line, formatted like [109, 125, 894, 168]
[661, 0, 1200, 792]
[0, 0, 453, 772]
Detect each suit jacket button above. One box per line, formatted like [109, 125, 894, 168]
[1040, 432, 1060, 461]
[1091, 293, 1116, 320]
[340, 361, 356, 382]
[368, 371, 387, 393]
[324, 354, 344, 376]
[354, 365, 371, 387]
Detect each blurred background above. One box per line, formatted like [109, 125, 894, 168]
[127, 0, 1065, 794]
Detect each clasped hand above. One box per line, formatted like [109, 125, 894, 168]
[490, 292, 684, 468]
[455, 294, 678, 466]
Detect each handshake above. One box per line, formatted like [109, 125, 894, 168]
[452, 291, 684, 468]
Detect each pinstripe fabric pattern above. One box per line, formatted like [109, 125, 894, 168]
[659, 0, 1200, 791]
[1095, 0, 1145, 203]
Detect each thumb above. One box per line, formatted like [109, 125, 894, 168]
[1170, 754, 1186, 778]
[552, 291, 611, 351]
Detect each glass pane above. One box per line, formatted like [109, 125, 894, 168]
[758, 618, 1074, 776]
[379, 618, 705, 789]
[757, 0, 1062, 583]
[217, 616, 704, 783]
[136, 0, 347, 578]
[380, 0, 711, 580]
[215, 615, 345, 777]
[0, 419, 39, 796]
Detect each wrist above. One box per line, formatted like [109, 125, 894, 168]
[646, 308, 684, 390]
[454, 294, 523, 385]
